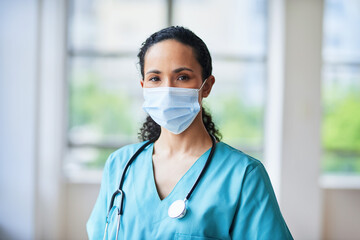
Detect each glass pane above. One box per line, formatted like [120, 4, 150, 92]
[67, 0, 268, 170]
[68, 56, 145, 145]
[323, 0, 360, 61]
[172, 0, 268, 57]
[322, 64, 360, 173]
[68, 0, 167, 52]
[65, 147, 116, 170]
[204, 60, 266, 158]
[173, 0, 267, 160]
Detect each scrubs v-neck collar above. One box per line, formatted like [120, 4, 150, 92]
[132, 143, 212, 223]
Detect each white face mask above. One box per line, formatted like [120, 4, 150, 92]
[142, 80, 207, 134]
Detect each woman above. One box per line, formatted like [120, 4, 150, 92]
[87, 26, 293, 240]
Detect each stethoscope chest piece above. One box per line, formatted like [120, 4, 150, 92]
[168, 199, 187, 219]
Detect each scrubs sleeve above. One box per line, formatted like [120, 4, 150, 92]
[230, 163, 293, 240]
[86, 157, 111, 240]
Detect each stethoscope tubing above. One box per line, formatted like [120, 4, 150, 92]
[104, 135, 216, 239]
[184, 135, 216, 201]
[108, 140, 153, 215]
[103, 140, 153, 240]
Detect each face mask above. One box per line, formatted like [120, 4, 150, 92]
[142, 80, 207, 134]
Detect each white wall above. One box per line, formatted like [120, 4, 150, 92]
[0, 0, 66, 239]
[323, 189, 360, 240]
[281, 0, 323, 239]
[266, 0, 323, 239]
[64, 183, 99, 239]
[35, 0, 66, 238]
[0, 1, 39, 239]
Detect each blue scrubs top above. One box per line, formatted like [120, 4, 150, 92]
[87, 141, 293, 239]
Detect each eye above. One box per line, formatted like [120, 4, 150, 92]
[177, 75, 189, 81]
[148, 76, 160, 82]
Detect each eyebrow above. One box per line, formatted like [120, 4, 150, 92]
[145, 67, 194, 75]
[173, 67, 194, 73]
[145, 69, 161, 75]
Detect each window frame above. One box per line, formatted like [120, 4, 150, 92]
[64, 0, 269, 181]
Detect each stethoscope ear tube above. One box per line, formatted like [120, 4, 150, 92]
[103, 140, 155, 240]
[107, 140, 154, 218]
[108, 189, 124, 215]
[117, 140, 154, 194]
[184, 135, 216, 201]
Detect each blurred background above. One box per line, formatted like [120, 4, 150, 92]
[0, 0, 359, 239]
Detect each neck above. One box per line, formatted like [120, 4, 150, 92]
[154, 114, 212, 156]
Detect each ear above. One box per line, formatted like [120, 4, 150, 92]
[140, 79, 144, 88]
[202, 75, 215, 98]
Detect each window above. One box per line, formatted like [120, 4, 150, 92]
[65, 0, 268, 173]
[322, 0, 360, 173]
[172, 0, 268, 159]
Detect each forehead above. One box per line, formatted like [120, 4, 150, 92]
[144, 40, 201, 71]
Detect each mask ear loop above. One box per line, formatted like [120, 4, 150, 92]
[198, 79, 208, 104]
[197, 78, 208, 92]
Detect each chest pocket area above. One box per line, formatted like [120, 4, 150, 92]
[175, 233, 222, 240]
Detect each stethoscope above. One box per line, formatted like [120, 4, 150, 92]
[103, 135, 216, 240]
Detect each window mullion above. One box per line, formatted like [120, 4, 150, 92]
[167, 0, 173, 26]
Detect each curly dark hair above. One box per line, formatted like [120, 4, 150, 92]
[137, 26, 222, 142]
